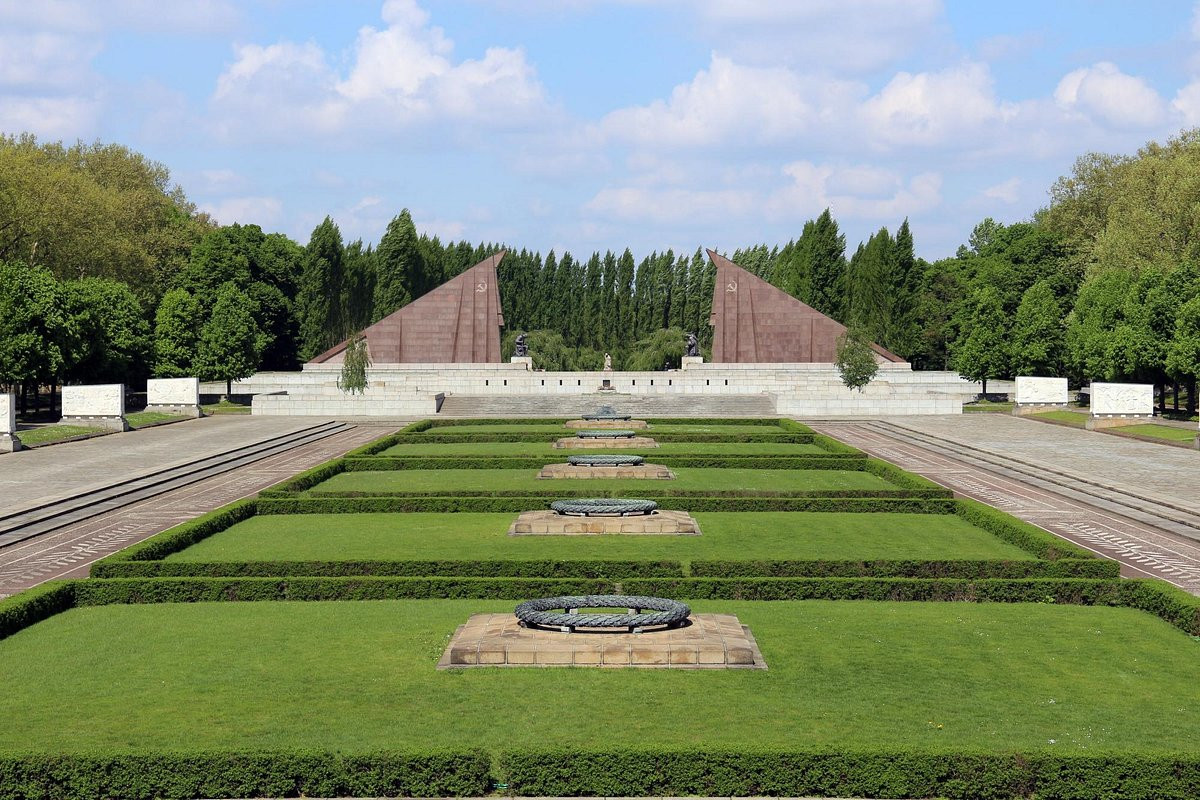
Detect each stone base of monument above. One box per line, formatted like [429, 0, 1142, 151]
[0, 433, 22, 453]
[438, 613, 765, 669]
[59, 415, 129, 432]
[681, 355, 704, 369]
[145, 403, 204, 418]
[1012, 403, 1069, 416]
[509, 509, 699, 535]
[554, 436, 658, 449]
[537, 463, 674, 479]
[1086, 414, 1154, 430]
[509, 356, 532, 370]
[564, 419, 648, 429]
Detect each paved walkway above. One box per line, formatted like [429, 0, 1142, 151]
[0, 424, 390, 598]
[813, 417, 1200, 595]
[0, 415, 332, 515]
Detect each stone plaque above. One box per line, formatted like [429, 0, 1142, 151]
[1090, 382, 1153, 416]
[1015, 376, 1068, 405]
[0, 393, 14, 435]
[147, 377, 199, 406]
[62, 384, 125, 417]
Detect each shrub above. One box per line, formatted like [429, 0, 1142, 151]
[954, 499, 1096, 560]
[93, 560, 684, 580]
[0, 583, 76, 642]
[255, 497, 958, 514]
[690, 559, 1119, 579]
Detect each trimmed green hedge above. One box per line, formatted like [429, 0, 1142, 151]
[955, 499, 1095, 560]
[691, 558, 1119, 579]
[93, 559, 684, 580]
[498, 748, 1200, 799]
[95, 500, 257, 564]
[0, 750, 490, 800]
[376, 432, 817, 444]
[811, 433, 863, 455]
[340, 454, 866, 470]
[0, 582, 75, 642]
[255, 496, 957, 514]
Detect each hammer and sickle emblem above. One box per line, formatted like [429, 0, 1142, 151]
[726, 281, 738, 292]
[476, 282, 487, 292]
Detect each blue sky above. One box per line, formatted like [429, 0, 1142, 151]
[3, 0, 1199, 262]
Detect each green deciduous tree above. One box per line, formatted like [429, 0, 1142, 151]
[61, 277, 151, 385]
[1009, 280, 1066, 376]
[337, 334, 371, 395]
[0, 261, 69, 405]
[195, 282, 262, 397]
[153, 288, 201, 378]
[952, 287, 1009, 394]
[835, 327, 879, 392]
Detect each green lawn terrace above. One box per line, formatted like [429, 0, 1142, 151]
[2, 600, 1198, 755]
[161, 511, 1037, 565]
[375, 440, 833, 455]
[303, 467, 897, 496]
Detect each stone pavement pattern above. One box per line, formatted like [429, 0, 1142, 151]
[0, 424, 389, 598]
[0, 415, 330, 514]
[440, 612, 766, 668]
[813, 418, 1200, 595]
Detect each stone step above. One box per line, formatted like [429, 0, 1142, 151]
[437, 393, 778, 418]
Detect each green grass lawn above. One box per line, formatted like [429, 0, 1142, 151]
[201, 400, 252, 414]
[125, 411, 188, 428]
[424, 423, 788, 435]
[963, 400, 1015, 413]
[1, 600, 1196, 753]
[377, 441, 831, 456]
[16, 424, 108, 445]
[307, 467, 896, 495]
[1113, 423, 1197, 443]
[1031, 410, 1089, 427]
[164, 511, 1033, 563]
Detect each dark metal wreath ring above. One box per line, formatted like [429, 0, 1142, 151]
[567, 454, 645, 466]
[550, 498, 658, 516]
[582, 414, 632, 421]
[576, 429, 636, 438]
[515, 595, 691, 632]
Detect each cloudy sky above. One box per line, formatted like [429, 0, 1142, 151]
[2, 0, 1199, 260]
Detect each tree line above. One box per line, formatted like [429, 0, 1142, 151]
[3, 129, 1200, 412]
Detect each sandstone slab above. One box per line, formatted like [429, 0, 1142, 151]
[537, 463, 674, 479]
[554, 435, 658, 449]
[508, 509, 700, 535]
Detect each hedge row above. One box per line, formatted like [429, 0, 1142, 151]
[96, 500, 258, 564]
[691, 558, 1119, 579]
[305, 486, 949, 500]
[0, 750, 489, 800]
[374, 432, 817, 444]
[498, 749, 1200, 799]
[955, 498, 1096, 560]
[344, 421, 431, 457]
[339, 454, 866, 471]
[0, 582, 75, 642]
[93, 559, 683, 580]
[811, 433, 864, 455]
[255, 496, 957, 514]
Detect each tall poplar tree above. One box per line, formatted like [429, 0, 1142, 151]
[297, 216, 345, 361]
[372, 209, 425, 321]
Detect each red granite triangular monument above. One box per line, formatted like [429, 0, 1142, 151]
[707, 250, 904, 364]
[309, 252, 506, 364]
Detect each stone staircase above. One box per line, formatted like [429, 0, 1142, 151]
[436, 393, 778, 418]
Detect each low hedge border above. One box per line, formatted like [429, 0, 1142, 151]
[255, 496, 957, 514]
[303, 487, 949, 500]
[0, 582, 75, 641]
[93, 559, 684, 580]
[0, 750, 490, 800]
[374, 432, 818, 444]
[498, 748, 1200, 799]
[339, 454, 867, 470]
[955, 498, 1095, 560]
[424, 417, 790, 428]
[691, 559, 1118, 579]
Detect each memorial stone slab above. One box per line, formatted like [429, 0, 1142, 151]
[0, 393, 20, 452]
[1015, 376, 1068, 405]
[1090, 382, 1153, 416]
[147, 377, 202, 417]
[61, 384, 128, 431]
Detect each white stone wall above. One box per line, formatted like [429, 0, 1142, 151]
[147, 377, 200, 406]
[1090, 382, 1153, 416]
[0, 393, 14, 434]
[227, 362, 975, 416]
[62, 384, 125, 417]
[1015, 376, 1068, 405]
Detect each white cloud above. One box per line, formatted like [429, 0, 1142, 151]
[0, 95, 100, 140]
[585, 186, 756, 224]
[209, 0, 548, 142]
[859, 62, 1015, 147]
[982, 177, 1022, 204]
[600, 55, 863, 148]
[1054, 62, 1166, 129]
[200, 196, 284, 227]
[770, 161, 942, 220]
[0, 0, 240, 34]
[1172, 80, 1200, 125]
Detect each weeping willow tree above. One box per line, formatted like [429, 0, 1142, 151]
[337, 334, 370, 394]
[835, 327, 878, 392]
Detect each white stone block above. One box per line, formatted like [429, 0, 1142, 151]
[147, 377, 200, 406]
[1015, 376, 1068, 405]
[62, 384, 125, 417]
[1090, 382, 1153, 416]
[0, 393, 14, 435]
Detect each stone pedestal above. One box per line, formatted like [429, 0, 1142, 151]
[537, 463, 674, 479]
[554, 436, 658, 449]
[564, 419, 648, 429]
[439, 613, 766, 669]
[510, 356, 532, 370]
[146, 377, 203, 417]
[1087, 415, 1154, 430]
[61, 384, 129, 431]
[509, 509, 699, 535]
[0, 393, 21, 452]
[1012, 403, 1068, 416]
[681, 356, 704, 370]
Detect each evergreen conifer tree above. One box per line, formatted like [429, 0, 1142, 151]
[297, 216, 345, 361]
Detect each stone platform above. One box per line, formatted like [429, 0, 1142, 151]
[438, 613, 765, 669]
[564, 419, 648, 429]
[537, 463, 674, 479]
[554, 436, 658, 449]
[509, 509, 700, 535]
